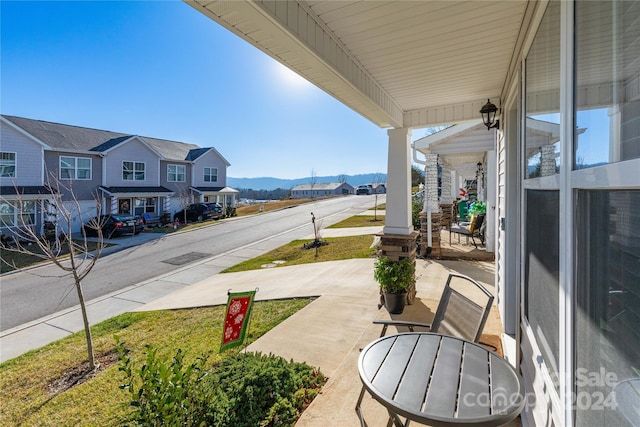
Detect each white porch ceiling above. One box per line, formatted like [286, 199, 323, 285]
[186, 0, 532, 129]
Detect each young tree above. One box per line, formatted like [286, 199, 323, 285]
[0, 175, 105, 370]
[372, 172, 385, 221]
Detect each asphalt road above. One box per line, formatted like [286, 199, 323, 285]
[0, 195, 383, 331]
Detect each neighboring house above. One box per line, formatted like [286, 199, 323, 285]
[0, 115, 237, 237]
[290, 182, 354, 198]
[372, 183, 386, 194]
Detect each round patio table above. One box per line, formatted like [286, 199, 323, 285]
[358, 332, 525, 427]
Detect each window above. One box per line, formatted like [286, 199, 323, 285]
[204, 167, 217, 183]
[60, 156, 91, 180]
[574, 1, 640, 169]
[123, 161, 145, 181]
[525, 0, 561, 178]
[575, 190, 640, 426]
[168, 164, 185, 182]
[0, 200, 35, 227]
[134, 197, 156, 216]
[524, 190, 560, 391]
[0, 152, 16, 177]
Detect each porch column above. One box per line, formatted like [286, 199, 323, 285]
[110, 197, 118, 214]
[485, 150, 496, 253]
[421, 154, 441, 258]
[440, 162, 453, 204]
[383, 128, 412, 236]
[164, 196, 171, 213]
[379, 128, 418, 303]
[540, 145, 556, 176]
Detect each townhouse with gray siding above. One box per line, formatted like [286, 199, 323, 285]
[0, 115, 238, 238]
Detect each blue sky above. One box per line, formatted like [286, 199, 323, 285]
[1, 1, 392, 179]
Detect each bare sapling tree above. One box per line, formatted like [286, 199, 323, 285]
[176, 187, 192, 225]
[372, 172, 385, 221]
[0, 175, 105, 371]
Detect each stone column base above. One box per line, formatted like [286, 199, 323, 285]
[419, 212, 443, 259]
[377, 230, 419, 304]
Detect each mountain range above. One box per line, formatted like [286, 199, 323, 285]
[228, 173, 387, 191]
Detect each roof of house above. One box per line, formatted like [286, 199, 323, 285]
[292, 182, 351, 191]
[1, 115, 221, 163]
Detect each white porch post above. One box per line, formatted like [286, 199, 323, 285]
[486, 150, 496, 253]
[384, 128, 412, 236]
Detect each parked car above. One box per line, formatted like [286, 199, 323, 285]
[173, 203, 219, 223]
[356, 185, 372, 195]
[82, 214, 143, 239]
[205, 203, 224, 219]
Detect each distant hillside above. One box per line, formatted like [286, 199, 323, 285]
[228, 173, 386, 191]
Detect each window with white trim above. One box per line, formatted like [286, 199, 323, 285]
[0, 152, 16, 178]
[168, 164, 185, 182]
[123, 161, 145, 181]
[204, 167, 217, 183]
[60, 156, 91, 180]
[0, 200, 35, 227]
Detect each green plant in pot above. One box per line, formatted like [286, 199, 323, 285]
[374, 256, 415, 314]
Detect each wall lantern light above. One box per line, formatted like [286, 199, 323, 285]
[480, 99, 500, 130]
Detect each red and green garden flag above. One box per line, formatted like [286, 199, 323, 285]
[220, 290, 256, 351]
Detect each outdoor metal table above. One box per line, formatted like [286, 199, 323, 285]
[357, 332, 525, 427]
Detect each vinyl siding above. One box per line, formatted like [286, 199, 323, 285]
[191, 151, 227, 187]
[43, 151, 103, 201]
[104, 139, 160, 187]
[0, 121, 43, 186]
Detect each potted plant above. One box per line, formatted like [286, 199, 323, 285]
[374, 256, 415, 314]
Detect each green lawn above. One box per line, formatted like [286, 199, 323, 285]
[0, 299, 312, 426]
[221, 234, 377, 273]
[327, 215, 385, 228]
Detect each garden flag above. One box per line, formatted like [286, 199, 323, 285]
[220, 290, 256, 351]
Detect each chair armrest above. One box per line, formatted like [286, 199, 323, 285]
[373, 320, 432, 337]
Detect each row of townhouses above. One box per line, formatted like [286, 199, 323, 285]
[0, 115, 238, 238]
[289, 182, 386, 198]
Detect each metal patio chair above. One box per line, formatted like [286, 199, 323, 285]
[356, 273, 494, 426]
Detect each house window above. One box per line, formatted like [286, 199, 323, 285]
[0, 200, 35, 227]
[0, 152, 16, 177]
[123, 161, 145, 181]
[168, 164, 185, 182]
[524, 190, 560, 391]
[574, 1, 640, 169]
[204, 167, 217, 183]
[134, 198, 156, 216]
[60, 156, 91, 180]
[524, 0, 561, 178]
[575, 190, 640, 426]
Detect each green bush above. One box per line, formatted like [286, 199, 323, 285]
[117, 341, 325, 427]
[117, 339, 212, 426]
[203, 352, 326, 427]
[412, 197, 423, 229]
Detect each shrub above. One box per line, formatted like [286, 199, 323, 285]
[203, 352, 326, 427]
[116, 339, 212, 426]
[412, 197, 423, 229]
[117, 341, 325, 427]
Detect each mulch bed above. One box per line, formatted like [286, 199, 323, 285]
[45, 351, 119, 396]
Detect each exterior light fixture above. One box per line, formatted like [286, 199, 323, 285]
[476, 162, 483, 174]
[480, 99, 499, 130]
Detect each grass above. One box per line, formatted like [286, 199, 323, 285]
[327, 215, 385, 228]
[235, 198, 314, 216]
[0, 299, 313, 426]
[222, 234, 377, 273]
[0, 241, 107, 274]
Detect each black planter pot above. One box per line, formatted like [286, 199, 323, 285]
[383, 291, 408, 314]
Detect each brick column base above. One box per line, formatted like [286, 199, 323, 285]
[377, 230, 419, 304]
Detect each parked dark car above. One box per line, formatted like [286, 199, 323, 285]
[205, 203, 224, 219]
[173, 203, 219, 223]
[82, 214, 143, 239]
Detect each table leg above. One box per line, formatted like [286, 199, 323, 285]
[355, 385, 369, 427]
